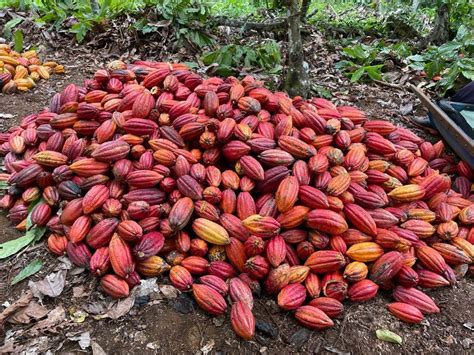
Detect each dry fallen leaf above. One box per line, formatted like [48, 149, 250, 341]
[8, 301, 49, 324]
[97, 294, 136, 320]
[28, 306, 66, 335]
[91, 340, 107, 355]
[19, 336, 51, 354]
[68, 331, 91, 350]
[29, 270, 67, 298]
[73, 285, 87, 298]
[81, 302, 106, 315]
[134, 278, 157, 297]
[0, 340, 15, 353]
[0, 291, 33, 329]
[201, 339, 215, 355]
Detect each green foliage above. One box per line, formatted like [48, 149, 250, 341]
[441, 0, 473, 34]
[308, 0, 469, 39]
[201, 41, 281, 76]
[148, 0, 214, 48]
[0, 199, 47, 259]
[211, 0, 258, 18]
[13, 30, 24, 51]
[311, 85, 332, 99]
[337, 25, 473, 93]
[310, 9, 386, 38]
[0, 0, 215, 46]
[2, 16, 23, 38]
[406, 25, 474, 92]
[132, 0, 215, 48]
[336, 41, 407, 82]
[11, 258, 43, 285]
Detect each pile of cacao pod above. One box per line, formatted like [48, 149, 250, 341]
[0, 59, 473, 340]
[0, 44, 64, 94]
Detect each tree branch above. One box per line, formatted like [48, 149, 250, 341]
[214, 17, 287, 31]
[373, 79, 404, 90]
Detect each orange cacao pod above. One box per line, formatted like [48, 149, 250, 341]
[109, 233, 135, 278]
[192, 284, 227, 316]
[295, 305, 334, 329]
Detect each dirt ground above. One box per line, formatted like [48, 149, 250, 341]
[0, 46, 473, 354]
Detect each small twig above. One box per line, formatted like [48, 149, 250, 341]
[327, 4, 338, 19]
[373, 79, 404, 90]
[193, 312, 205, 347]
[14, 242, 44, 262]
[334, 304, 356, 346]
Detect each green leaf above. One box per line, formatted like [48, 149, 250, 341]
[311, 85, 332, 99]
[70, 22, 91, 43]
[376, 329, 402, 345]
[365, 64, 384, 81]
[182, 61, 199, 69]
[31, 225, 47, 243]
[0, 224, 47, 260]
[0, 198, 47, 259]
[0, 233, 37, 259]
[437, 42, 462, 59]
[391, 42, 411, 59]
[220, 48, 233, 67]
[132, 18, 147, 31]
[343, 44, 369, 61]
[455, 25, 469, 42]
[437, 64, 460, 93]
[335, 60, 356, 71]
[215, 65, 236, 77]
[424, 60, 442, 79]
[186, 30, 213, 48]
[13, 30, 24, 53]
[408, 62, 425, 71]
[0, 181, 9, 190]
[202, 51, 220, 65]
[3, 17, 23, 38]
[407, 54, 425, 62]
[11, 259, 43, 285]
[461, 69, 474, 80]
[99, 0, 112, 17]
[459, 58, 474, 70]
[350, 67, 365, 82]
[268, 64, 282, 74]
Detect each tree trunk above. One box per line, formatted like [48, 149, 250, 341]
[283, 0, 309, 98]
[418, 3, 450, 48]
[300, 0, 311, 21]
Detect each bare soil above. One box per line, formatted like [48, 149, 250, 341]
[0, 46, 473, 354]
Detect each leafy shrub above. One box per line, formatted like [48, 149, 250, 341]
[0, 0, 215, 45]
[201, 41, 281, 76]
[336, 25, 473, 93]
[134, 0, 214, 48]
[335, 41, 410, 82]
[406, 25, 474, 92]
